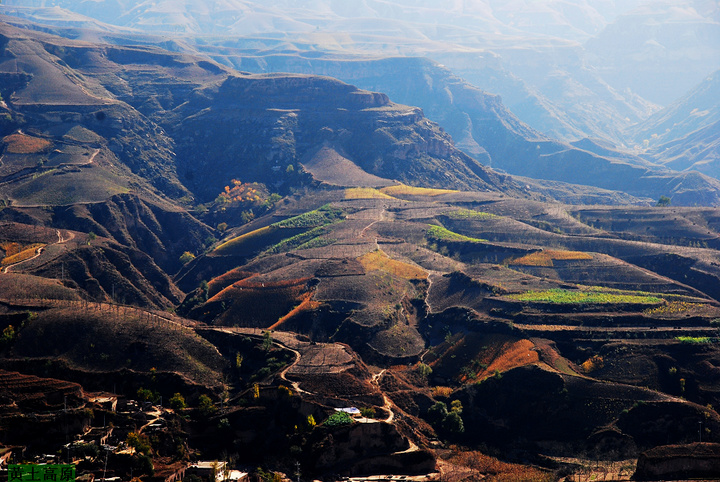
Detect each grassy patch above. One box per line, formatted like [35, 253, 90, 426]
[510, 249, 593, 267]
[675, 336, 714, 344]
[271, 204, 344, 228]
[380, 184, 457, 197]
[344, 187, 396, 200]
[358, 249, 427, 280]
[213, 206, 344, 257]
[444, 208, 497, 220]
[263, 226, 334, 255]
[426, 225, 487, 243]
[508, 288, 662, 304]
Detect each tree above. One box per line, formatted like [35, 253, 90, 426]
[87, 231, 97, 245]
[217, 222, 228, 233]
[198, 394, 217, 417]
[657, 195, 671, 207]
[179, 251, 196, 264]
[127, 432, 151, 455]
[306, 414, 316, 429]
[262, 330, 273, 352]
[1, 325, 15, 345]
[427, 401, 448, 426]
[416, 362, 432, 378]
[169, 393, 187, 410]
[137, 387, 159, 404]
[442, 411, 465, 433]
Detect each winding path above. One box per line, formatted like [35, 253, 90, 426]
[1, 229, 74, 274]
[2, 245, 45, 274]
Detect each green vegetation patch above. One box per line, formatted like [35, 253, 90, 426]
[426, 225, 487, 243]
[263, 225, 334, 255]
[444, 208, 498, 220]
[324, 411, 354, 428]
[214, 205, 344, 257]
[508, 288, 662, 304]
[675, 336, 714, 344]
[271, 204, 344, 229]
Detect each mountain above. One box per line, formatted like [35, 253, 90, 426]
[585, 0, 720, 105]
[631, 69, 720, 147]
[2, 15, 720, 482]
[627, 70, 720, 179]
[172, 50, 720, 206]
[6, 0, 718, 143]
[644, 121, 720, 179]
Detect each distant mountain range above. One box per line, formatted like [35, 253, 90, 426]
[2, 0, 718, 113]
[2, 16, 720, 206]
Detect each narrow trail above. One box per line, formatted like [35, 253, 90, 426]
[57, 229, 75, 244]
[425, 270, 437, 313]
[371, 369, 394, 423]
[2, 245, 45, 274]
[2, 229, 74, 274]
[212, 326, 314, 396]
[371, 368, 422, 454]
[277, 344, 314, 396]
[85, 148, 100, 166]
[359, 204, 387, 251]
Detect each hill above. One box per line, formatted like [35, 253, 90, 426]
[2, 14, 720, 482]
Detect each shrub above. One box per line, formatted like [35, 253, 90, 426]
[179, 251, 195, 264]
[581, 355, 604, 373]
[432, 386, 453, 398]
[324, 411, 353, 428]
[360, 407, 376, 419]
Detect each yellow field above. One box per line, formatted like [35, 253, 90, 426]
[380, 183, 457, 197]
[358, 249, 428, 280]
[510, 249, 592, 267]
[212, 226, 274, 255]
[344, 187, 396, 200]
[1, 244, 45, 267]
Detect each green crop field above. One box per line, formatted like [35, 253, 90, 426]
[508, 288, 662, 304]
[444, 208, 498, 220]
[426, 225, 487, 243]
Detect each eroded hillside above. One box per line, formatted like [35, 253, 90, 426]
[1, 18, 720, 482]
